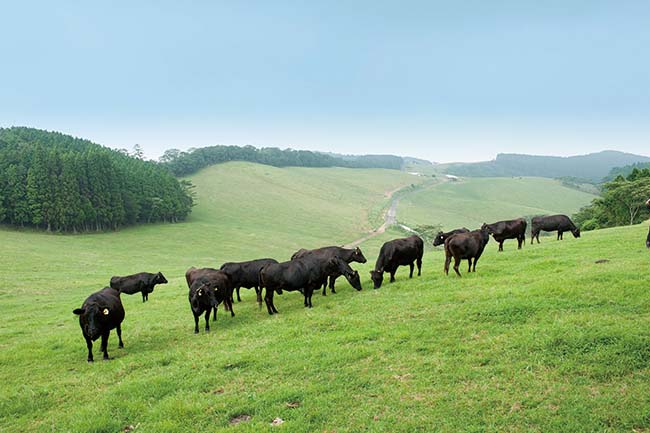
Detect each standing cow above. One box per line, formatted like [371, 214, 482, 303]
[109, 272, 168, 302]
[530, 215, 580, 243]
[291, 246, 367, 295]
[444, 227, 490, 277]
[260, 256, 362, 315]
[188, 280, 220, 334]
[185, 267, 234, 318]
[369, 235, 424, 289]
[72, 287, 125, 362]
[646, 227, 649, 249]
[481, 218, 526, 251]
[432, 228, 470, 247]
[220, 258, 278, 303]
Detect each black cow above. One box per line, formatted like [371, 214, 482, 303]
[185, 267, 234, 319]
[188, 280, 220, 334]
[444, 227, 490, 277]
[72, 287, 125, 362]
[531, 215, 580, 243]
[109, 272, 168, 302]
[646, 227, 649, 249]
[481, 218, 526, 251]
[432, 228, 470, 247]
[220, 258, 279, 303]
[291, 246, 367, 295]
[369, 235, 424, 289]
[260, 256, 362, 315]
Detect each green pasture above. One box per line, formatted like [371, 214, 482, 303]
[398, 177, 597, 232]
[1, 162, 649, 432]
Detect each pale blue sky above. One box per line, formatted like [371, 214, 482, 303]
[1, 1, 649, 162]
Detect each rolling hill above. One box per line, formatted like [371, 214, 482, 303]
[441, 150, 650, 182]
[1, 161, 649, 432]
[397, 176, 597, 232]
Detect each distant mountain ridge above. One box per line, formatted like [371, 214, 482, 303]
[442, 150, 650, 182]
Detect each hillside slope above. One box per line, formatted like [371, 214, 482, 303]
[398, 177, 597, 231]
[442, 150, 650, 182]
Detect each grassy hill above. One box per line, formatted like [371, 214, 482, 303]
[2, 162, 649, 432]
[398, 177, 597, 232]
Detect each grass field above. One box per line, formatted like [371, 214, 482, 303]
[397, 177, 597, 232]
[2, 163, 649, 432]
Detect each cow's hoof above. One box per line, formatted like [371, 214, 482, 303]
[119, 344, 124, 348]
[194, 330, 199, 334]
[87, 359, 93, 363]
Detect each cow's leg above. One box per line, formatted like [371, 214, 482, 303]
[536, 232, 540, 243]
[409, 262, 414, 278]
[193, 311, 200, 334]
[499, 241, 504, 252]
[444, 254, 451, 275]
[213, 306, 217, 320]
[473, 255, 479, 272]
[517, 237, 522, 249]
[229, 299, 235, 317]
[236, 287, 241, 302]
[453, 256, 462, 277]
[390, 270, 396, 283]
[467, 258, 472, 272]
[321, 279, 327, 296]
[84, 335, 94, 363]
[416, 257, 422, 276]
[264, 288, 277, 315]
[204, 310, 211, 332]
[116, 324, 124, 348]
[101, 331, 110, 360]
[142, 292, 146, 302]
[329, 275, 337, 294]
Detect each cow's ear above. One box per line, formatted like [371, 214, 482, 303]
[73, 308, 85, 315]
[103, 308, 109, 315]
[353, 270, 359, 277]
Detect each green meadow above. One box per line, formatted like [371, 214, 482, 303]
[1, 162, 649, 432]
[398, 177, 597, 231]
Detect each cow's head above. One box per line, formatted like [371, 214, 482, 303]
[571, 227, 581, 238]
[73, 304, 111, 340]
[369, 269, 383, 289]
[479, 226, 491, 245]
[352, 247, 367, 264]
[345, 269, 362, 291]
[433, 231, 445, 246]
[155, 272, 168, 285]
[481, 223, 493, 235]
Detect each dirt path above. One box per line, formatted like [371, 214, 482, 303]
[343, 194, 400, 248]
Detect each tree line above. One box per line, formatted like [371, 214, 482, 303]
[574, 168, 650, 231]
[160, 145, 403, 176]
[0, 127, 193, 232]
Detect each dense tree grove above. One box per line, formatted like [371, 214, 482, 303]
[0, 127, 193, 232]
[160, 145, 404, 176]
[574, 168, 650, 231]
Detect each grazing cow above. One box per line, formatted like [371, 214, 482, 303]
[260, 256, 362, 315]
[109, 272, 168, 302]
[185, 267, 234, 319]
[369, 235, 424, 289]
[188, 280, 220, 334]
[291, 246, 367, 295]
[72, 287, 125, 362]
[481, 218, 527, 251]
[531, 215, 580, 243]
[444, 227, 490, 277]
[220, 258, 278, 303]
[432, 228, 470, 247]
[646, 227, 650, 249]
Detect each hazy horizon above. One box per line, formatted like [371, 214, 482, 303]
[2, 1, 649, 163]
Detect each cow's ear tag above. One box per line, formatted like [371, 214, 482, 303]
[103, 308, 109, 315]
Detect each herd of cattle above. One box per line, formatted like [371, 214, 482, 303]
[72, 213, 586, 362]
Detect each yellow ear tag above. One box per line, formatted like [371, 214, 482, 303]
[103, 308, 109, 315]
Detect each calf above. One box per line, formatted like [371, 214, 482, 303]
[481, 218, 526, 251]
[291, 246, 367, 295]
[432, 228, 470, 247]
[109, 272, 168, 302]
[72, 287, 125, 362]
[260, 256, 361, 315]
[444, 227, 490, 277]
[220, 258, 278, 303]
[531, 215, 580, 243]
[369, 235, 424, 289]
[185, 267, 234, 318]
